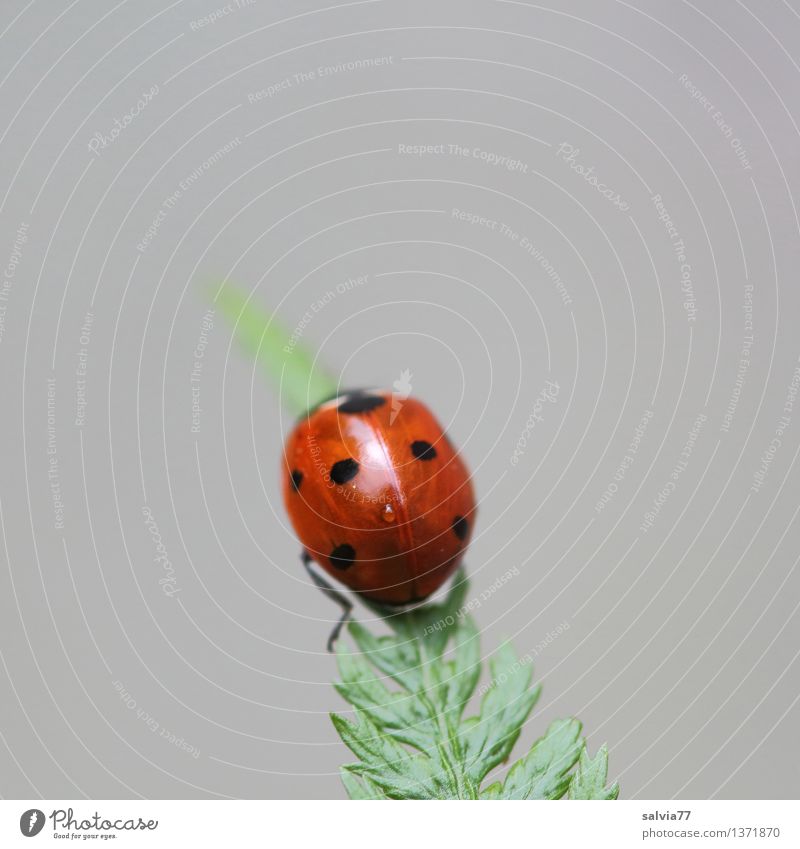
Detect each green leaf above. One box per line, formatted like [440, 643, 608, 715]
[440, 615, 481, 722]
[501, 719, 584, 799]
[329, 573, 618, 800]
[334, 644, 435, 751]
[568, 744, 620, 800]
[346, 621, 422, 693]
[332, 712, 452, 799]
[403, 572, 470, 657]
[460, 642, 541, 785]
[213, 282, 337, 416]
[480, 781, 503, 799]
[340, 767, 386, 800]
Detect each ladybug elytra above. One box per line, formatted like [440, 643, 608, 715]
[283, 389, 476, 640]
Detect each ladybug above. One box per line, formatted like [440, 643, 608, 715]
[282, 388, 476, 647]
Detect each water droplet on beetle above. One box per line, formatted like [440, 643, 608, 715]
[381, 503, 396, 523]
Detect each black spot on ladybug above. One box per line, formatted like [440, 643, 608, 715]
[411, 440, 437, 461]
[330, 543, 356, 570]
[330, 458, 359, 484]
[290, 470, 303, 491]
[338, 393, 386, 414]
[303, 387, 363, 418]
[452, 515, 469, 541]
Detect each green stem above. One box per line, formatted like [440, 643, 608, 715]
[212, 282, 338, 417]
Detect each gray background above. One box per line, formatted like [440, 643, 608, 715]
[0, 0, 798, 800]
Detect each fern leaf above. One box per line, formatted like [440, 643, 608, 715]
[331, 570, 619, 800]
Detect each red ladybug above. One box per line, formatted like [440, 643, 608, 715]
[282, 388, 476, 645]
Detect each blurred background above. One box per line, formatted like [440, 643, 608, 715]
[0, 0, 798, 799]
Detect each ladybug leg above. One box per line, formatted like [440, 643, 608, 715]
[301, 551, 352, 652]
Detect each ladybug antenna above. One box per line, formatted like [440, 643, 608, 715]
[212, 281, 338, 417]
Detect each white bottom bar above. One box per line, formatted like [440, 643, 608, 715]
[3, 800, 797, 847]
